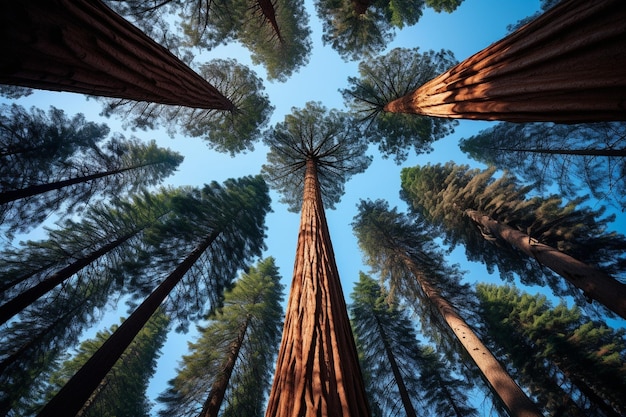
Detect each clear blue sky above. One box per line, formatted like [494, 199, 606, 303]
[4, 0, 625, 414]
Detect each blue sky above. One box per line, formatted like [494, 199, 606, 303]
[4, 0, 625, 414]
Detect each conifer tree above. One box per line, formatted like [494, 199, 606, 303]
[400, 162, 626, 318]
[350, 272, 477, 417]
[35, 309, 170, 417]
[352, 199, 543, 417]
[261, 102, 371, 416]
[36, 175, 271, 417]
[477, 284, 626, 417]
[157, 257, 284, 417]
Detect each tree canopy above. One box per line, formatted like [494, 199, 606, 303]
[342, 48, 458, 163]
[261, 101, 371, 211]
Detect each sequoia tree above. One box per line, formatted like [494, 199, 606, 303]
[342, 47, 457, 163]
[157, 257, 284, 417]
[350, 272, 477, 417]
[352, 200, 543, 417]
[400, 162, 626, 318]
[477, 284, 626, 417]
[459, 121, 626, 211]
[36, 175, 271, 417]
[99, 59, 273, 155]
[261, 102, 371, 416]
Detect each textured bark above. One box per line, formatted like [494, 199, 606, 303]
[265, 159, 370, 417]
[465, 209, 626, 319]
[37, 230, 220, 417]
[199, 317, 249, 417]
[0, 0, 234, 111]
[385, 0, 626, 122]
[399, 254, 543, 417]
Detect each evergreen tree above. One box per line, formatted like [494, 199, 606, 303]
[341, 48, 457, 163]
[261, 102, 371, 416]
[0, 190, 178, 415]
[477, 284, 626, 417]
[35, 309, 170, 417]
[1, 132, 182, 239]
[157, 257, 284, 417]
[459, 121, 626, 211]
[350, 272, 477, 417]
[36, 175, 271, 417]
[400, 162, 626, 318]
[100, 59, 273, 156]
[352, 199, 543, 417]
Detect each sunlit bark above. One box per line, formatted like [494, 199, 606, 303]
[265, 159, 370, 417]
[385, 0, 626, 122]
[0, 0, 233, 110]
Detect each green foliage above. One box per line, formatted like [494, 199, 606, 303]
[425, 0, 464, 13]
[157, 258, 284, 417]
[400, 162, 626, 312]
[36, 310, 170, 417]
[477, 283, 626, 416]
[261, 101, 371, 211]
[316, 0, 427, 61]
[351, 272, 477, 417]
[459, 121, 626, 211]
[130, 175, 272, 329]
[100, 59, 273, 156]
[342, 48, 457, 163]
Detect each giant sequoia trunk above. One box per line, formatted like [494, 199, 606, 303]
[0, 0, 234, 110]
[36, 230, 220, 417]
[385, 0, 626, 122]
[465, 209, 626, 319]
[265, 159, 370, 417]
[399, 253, 543, 417]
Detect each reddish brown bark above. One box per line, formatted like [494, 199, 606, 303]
[399, 254, 543, 417]
[0, 0, 234, 111]
[265, 159, 370, 417]
[385, 0, 626, 122]
[465, 209, 626, 319]
[256, 0, 284, 43]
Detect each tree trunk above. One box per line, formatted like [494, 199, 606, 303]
[36, 229, 220, 417]
[384, 0, 626, 122]
[0, 0, 234, 111]
[400, 254, 543, 417]
[465, 209, 626, 319]
[199, 317, 250, 417]
[373, 315, 417, 417]
[483, 147, 626, 157]
[0, 161, 155, 204]
[255, 0, 283, 43]
[0, 231, 137, 325]
[265, 159, 370, 417]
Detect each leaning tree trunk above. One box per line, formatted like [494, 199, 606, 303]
[265, 159, 370, 417]
[199, 317, 250, 417]
[373, 315, 417, 417]
[465, 209, 626, 319]
[481, 147, 626, 157]
[0, 0, 234, 111]
[385, 0, 626, 122]
[36, 230, 220, 417]
[400, 253, 543, 417]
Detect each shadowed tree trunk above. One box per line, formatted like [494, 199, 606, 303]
[0, 0, 234, 110]
[385, 0, 626, 122]
[265, 159, 370, 417]
[465, 209, 626, 319]
[472, 147, 626, 157]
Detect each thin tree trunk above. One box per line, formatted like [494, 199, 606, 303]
[384, 0, 626, 122]
[0, 230, 137, 325]
[265, 159, 370, 417]
[36, 229, 220, 417]
[465, 209, 626, 319]
[483, 147, 626, 157]
[199, 317, 250, 417]
[400, 254, 543, 417]
[0, 162, 154, 204]
[373, 314, 417, 417]
[255, 0, 283, 43]
[0, 0, 234, 111]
